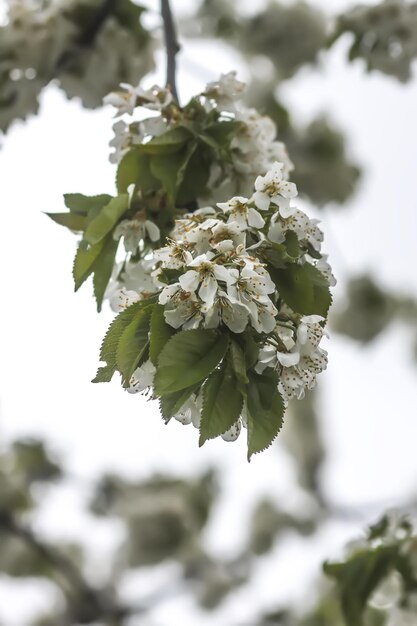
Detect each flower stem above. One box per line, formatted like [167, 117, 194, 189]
[161, 0, 180, 104]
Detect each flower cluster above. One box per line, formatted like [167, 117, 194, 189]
[326, 513, 417, 626]
[0, 0, 155, 134]
[104, 161, 334, 445]
[105, 72, 293, 197]
[334, 0, 417, 83]
[51, 74, 335, 457]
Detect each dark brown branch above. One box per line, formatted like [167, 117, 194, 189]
[161, 0, 180, 103]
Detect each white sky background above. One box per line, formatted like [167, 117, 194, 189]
[0, 0, 417, 624]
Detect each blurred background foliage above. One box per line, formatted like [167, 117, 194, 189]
[1, 0, 417, 624]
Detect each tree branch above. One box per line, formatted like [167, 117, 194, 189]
[161, 0, 180, 103]
[0, 513, 129, 623]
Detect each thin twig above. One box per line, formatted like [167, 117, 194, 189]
[161, 0, 180, 103]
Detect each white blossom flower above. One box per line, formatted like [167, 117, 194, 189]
[202, 290, 250, 333]
[122, 259, 160, 294]
[314, 254, 337, 287]
[268, 207, 323, 251]
[135, 84, 173, 111]
[217, 196, 265, 230]
[255, 315, 328, 401]
[104, 83, 172, 116]
[107, 288, 140, 313]
[127, 360, 156, 394]
[253, 161, 297, 214]
[141, 115, 167, 137]
[204, 71, 246, 112]
[154, 239, 192, 269]
[113, 217, 160, 253]
[229, 107, 294, 186]
[296, 315, 326, 356]
[208, 221, 246, 253]
[109, 119, 145, 164]
[159, 285, 204, 329]
[173, 394, 202, 428]
[227, 265, 277, 333]
[103, 83, 139, 116]
[181, 218, 220, 254]
[279, 348, 328, 401]
[179, 252, 238, 308]
[221, 420, 242, 442]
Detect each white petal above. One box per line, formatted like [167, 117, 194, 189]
[247, 207, 265, 228]
[268, 223, 286, 244]
[279, 201, 296, 219]
[213, 264, 236, 285]
[297, 323, 308, 344]
[199, 275, 218, 306]
[254, 174, 266, 192]
[252, 191, 270, 211]
[217, 201, 231, 213]
[174, 410, 192, 425]
[159, 284, 180, 305]
[257, 308, 277, 333]
[204, 304, 221, 329]
[221, 420, 241, 442]
[145, 220, 160, 242]
[223, 302, 249, 333]
[179, 270, 199, 292]
[281, 181, 298, 198]
[213, 239, 234, 252]
[276, 351, 300, 367]
[188, 252, 214, 267]
[301, 315, 325, 324]
[164, 308, 185, 329]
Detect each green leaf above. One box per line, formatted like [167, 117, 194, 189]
[116, 306, 153, 385]
[64, 193, 112, 215]
[242, 330, 260, 369]
[93, 365, 115, 383]
[204, 120, 242, 149]
[92, 235, 119, 312]
[270, 262, 332, 317]
[284, 230, 301, 259]
[199, 361, 243, 445]
[116, 149, 159, 194]
[46, 212, 86, 231]
[150, 142, 195, 203]
[229, 340, 249, 385]
[84, 194, 128, 245]
[149, 304, 175, 365]
[262, 243, 286, 269]
[154, 329, 229, 395]
[246, 371, 285, 460]
[93, 300, 154, 383]
[73, 238, 107, 291]
[177, 143, 211, 205]
[159, 385, 199, 422]
[140, 126, 192, 154]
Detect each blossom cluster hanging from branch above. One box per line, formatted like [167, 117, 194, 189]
[48, 1, 335, 460]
